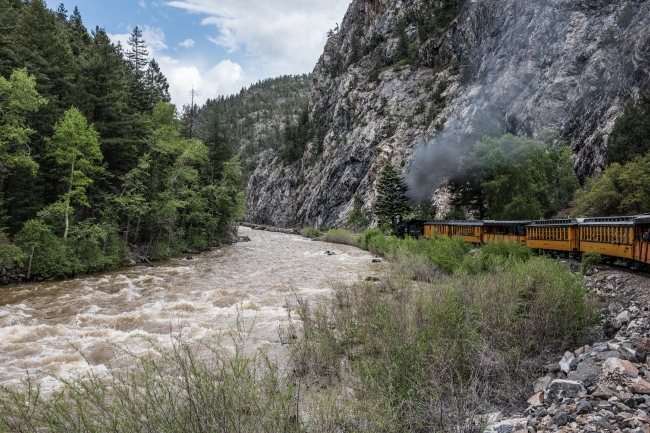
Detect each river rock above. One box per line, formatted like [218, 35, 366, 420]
[630, 379, 650, 395]
[602, 358, 638, 378]
[544, 380, 587, 404]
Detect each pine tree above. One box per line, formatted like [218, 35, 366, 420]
[374, 160, 411, 228]
[145, 59, 171, 104]
[126, 26, 149, 76]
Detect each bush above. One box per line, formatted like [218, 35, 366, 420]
[0, 244, 26, 269]
[323, 229, 358, 247]
[581, 250, 601, 274]
[13, 219, 83, 281]
[300, 227, 321, 238]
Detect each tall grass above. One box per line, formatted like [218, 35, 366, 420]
[322, 229, 358, 247]
[289, 232, 599, 431]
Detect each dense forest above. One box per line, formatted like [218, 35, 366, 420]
[182, 74, 312, 184]
[0, 0, 244, 281]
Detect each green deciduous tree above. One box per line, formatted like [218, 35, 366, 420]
[450, 134, 577, 220]
[45, 107, 103, 239]
[374, 160, 411, 228]
[0, 68, 46, 177]
[573, 153, 650, 217]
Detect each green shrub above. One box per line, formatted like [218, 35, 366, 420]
[581, 250, 601, 274]
[13, 219, 83, 281]
[0, 244, 26, 269]
[299, 227, 321, 238]
[323, 229, 358, 247]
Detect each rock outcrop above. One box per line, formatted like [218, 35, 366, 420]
[245, 0, 650, 228]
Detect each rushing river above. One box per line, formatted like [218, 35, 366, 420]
[0, 227, 381, 393]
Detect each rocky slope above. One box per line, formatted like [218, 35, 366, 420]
[485, 267, 650, 433]
[245, 0, 650, 228]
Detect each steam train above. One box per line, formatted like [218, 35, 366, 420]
[396, 216, 650, 269]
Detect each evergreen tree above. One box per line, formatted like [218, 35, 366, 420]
[125, 26, 149, 75]
[0, 0, 22, 79]
[145, 59, 171, 104]
[374, 160, 411, 228]
[606, 98, 650, 165]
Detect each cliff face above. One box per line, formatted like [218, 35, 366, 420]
[245, 0, 650, 228]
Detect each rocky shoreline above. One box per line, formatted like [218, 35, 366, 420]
[239, 222, 300, 235]
[485, 268, 650, 433]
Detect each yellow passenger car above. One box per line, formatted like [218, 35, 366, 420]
[447, 221, 483, 243]
[424, 221, 450, 238]
[526, 219, 580, 252]
[482, 220, 530, 245]
[634, 215, 650, 266]
[579, 217, 635, 259]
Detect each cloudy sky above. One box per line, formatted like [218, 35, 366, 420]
[68, 0, 351, 106]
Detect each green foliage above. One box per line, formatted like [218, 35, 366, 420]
[45, 107, 103, 239]
[295, 232, 595, 430]
[450, 134, 578, 220]
[13, 219, 81, 280]
[0, 2, 246, 280]
[322, 229, 358, 247]
[374, 161, 411, 228]
[412, 199, 436, 220]
[617, 2, 636, 29]
[0, 68, 46, 177]
[280, 105, 311, 163]
[573, 153, 650, 216]
[300, 227, 321, 238]
[0, 243, 26, 268]
[346, 194, 369, 232]
[606, 98, 650, 165]
[581, 250, 601, 274]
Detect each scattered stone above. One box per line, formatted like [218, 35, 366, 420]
[544, 380, 587, 403]
[372, 258, 382, 263]
[186, 256, 194, 260]
[559, 351, 575, 373]
[576, 400, 592, 415]
[324, 250, 336, 256]
[365, 277, 380, 282]
[533, 376, 553, 394]
[630, 379, 650, 395]
[602, 357, 639, 378]
[553, 411, 569, 426]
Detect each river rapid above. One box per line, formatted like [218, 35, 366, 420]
[0, 227, 380, 393]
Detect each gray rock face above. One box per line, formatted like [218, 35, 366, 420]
[245, 0, 650, 228]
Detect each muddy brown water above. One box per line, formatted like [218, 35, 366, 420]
[0, 227, 381, 393]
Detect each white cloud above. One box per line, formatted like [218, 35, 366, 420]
[179, 38, 195, 48]
[108, 26, 167, 53]
[139, 0, 146, 8]
[156, 57, 244, 107]
[142, 26, 168, 50]
[166, 0, 351, 76]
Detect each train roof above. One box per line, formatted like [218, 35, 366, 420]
[425, 220, 484, 226]
[580, 216, 635, 226]
[635, 215, 650, 224]
[528, 219, 580, 227]
[483, 220, 532, 226]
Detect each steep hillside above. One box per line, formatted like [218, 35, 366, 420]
[195, 74, 311, 185]
[244, 0, 650, 228]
